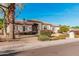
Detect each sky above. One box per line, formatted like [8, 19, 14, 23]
[15, 3, 79, 26]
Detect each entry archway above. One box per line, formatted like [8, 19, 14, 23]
[32, 23, 38, 34]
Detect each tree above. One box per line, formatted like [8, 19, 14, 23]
[0, 19, 3, 29]
[59, 25, 69, 33]
[72, 26, 79, 29]
[0, 4, 8, 37]
[8, 3, 15, 39]
[0, 3, 24, 39]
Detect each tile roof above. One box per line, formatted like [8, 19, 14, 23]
[27, 20, 42, 23]
[12, 20, 59, 27]
[15, 20, 33, 25]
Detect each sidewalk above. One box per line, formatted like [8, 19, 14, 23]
[0, 38, 79, 55]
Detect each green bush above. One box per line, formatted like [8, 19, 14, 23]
[40, 30, 53, 37]
[58, 25, 69, 33]
[38, 35, 50, 41]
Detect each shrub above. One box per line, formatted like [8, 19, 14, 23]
[40, 30, 53, 37]
[38, 35, 50, 41]
[57, 35, 66, 39]
[50, 37, 59, 40]
[50, 34, 67, 40]
[58, 25, 69, 33]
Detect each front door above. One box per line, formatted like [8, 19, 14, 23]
[32, 23, 38, 34]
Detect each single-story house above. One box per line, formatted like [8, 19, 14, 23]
[6, 20, 60, 34]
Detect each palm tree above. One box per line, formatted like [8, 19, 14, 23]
[0, 3, 24, 39]
[8, 3, 15, 39]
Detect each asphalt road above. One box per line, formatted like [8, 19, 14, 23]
[3, 42, 79, 56]
[2, 41, 79, 56]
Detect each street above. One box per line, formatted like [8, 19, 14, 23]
[15, 41, 79, 56]
[2, 40, 79, 56]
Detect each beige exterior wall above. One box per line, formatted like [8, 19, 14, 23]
[17, 25, 23, 32]
[38, 23, 42, 35]
[42, 25, 45, 30]
[47, 25, 51, 30]
[25, 25, 32, 32]
[42, 24, 53, 30]
[7, 24, 59, 34]
[53, 27, 60, 33]
[6, 20, 59, 34]
[14, 25, 32, 32]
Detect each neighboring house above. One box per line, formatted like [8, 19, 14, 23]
[69, 28, 79, 35]
[53, 26, 60, 33]
[6, 20, 60, 34]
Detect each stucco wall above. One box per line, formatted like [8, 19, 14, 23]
[53, 27, 60, 33]
[15, 25, 32, 32]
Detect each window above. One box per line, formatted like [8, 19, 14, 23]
[25, 27, 28, 30]
[44, 26, 47, 30]
[28, 27, 32, 31]
[18, 26, 23, 31]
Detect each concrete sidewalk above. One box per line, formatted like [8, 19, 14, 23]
[0, 38, 79, 55]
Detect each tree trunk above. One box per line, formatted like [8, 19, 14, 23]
[3, 11, 7, 37]
[8, 3, 15, 39]
[2, 7, 7, 37]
